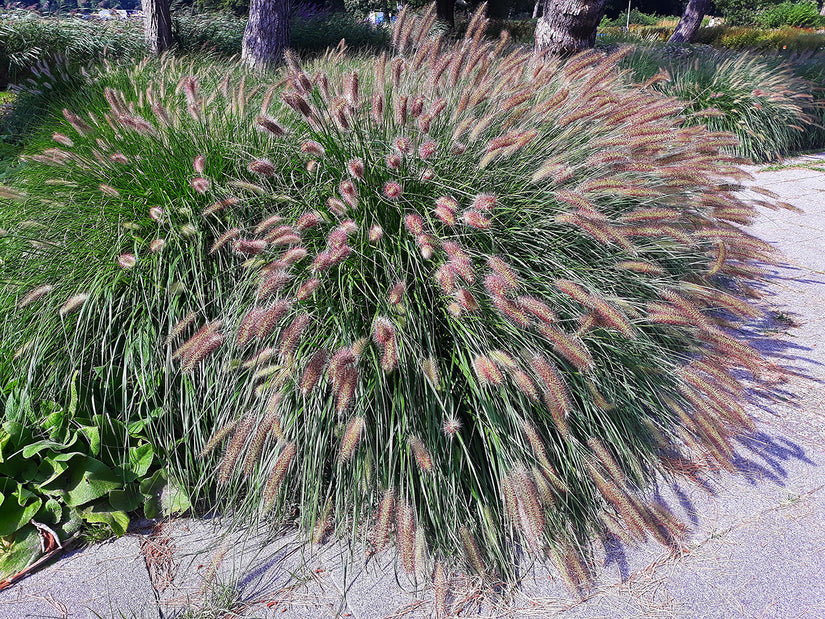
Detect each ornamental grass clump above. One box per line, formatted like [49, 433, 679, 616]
[621, 45, 819, 162]
[2, 6, 791, 585]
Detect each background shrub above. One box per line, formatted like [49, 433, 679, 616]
[0, 7, 791, 583]
[620, 44, 821, 161]
[290, 13, 390, 54]
[173, 12, 247, 57]
[0, 13, 144, 85]
[599, 8, 661, 28]
[0, 11, 390, 85]
[757, 1, 825, 29]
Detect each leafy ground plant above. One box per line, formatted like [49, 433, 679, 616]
[1, 6, 794, 589]
[0, 374, 164, 580]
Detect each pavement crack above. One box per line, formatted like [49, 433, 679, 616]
[139, 522, 179, 619]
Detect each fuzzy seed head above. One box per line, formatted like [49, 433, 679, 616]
[52, 132, 74, 147]
[217, 416, 254, 485]
[411, 95, 425, 118]
[249, 159, 276, 177]
[404, 213, 424, 236]
[296, 278, 321, 301]
[396, 501, 417, 573]
[340, 416, 365, 462]
[233, 239, 268, 256]
[459, 527, 485, 575]
[99, 184, 120, 197]
[367, 225, 384, 244]
[409, 435, 434, 473]
[442, 416, 461, 437]
[117, 253, 136, 269]
[301, 140, 325, 157]
[148, 206, 164, 221]
[483, 274, 513, 297]
[434, 205, 456, 225]
[487, 257, 517, 287]
[435, 265, 456, 294]
[301, 349, 329, 396]
[190, 178, 210, 194]
[347, 158, 365, 180]
[374, 489, 395, 552]
[373, 316, 395, 345]
[395, 136, 412, 154]
[473, 354, 504, 386]
[388, 281, 406, 305]
[59, 293, 89, 317]
[383, 182, 403, 200]
[296, 211, 322, 231]
[472, 193, 497, 212]
[327, 197, 347, 215]
[262, 442, 297, 509]
[19, 284, 53, 309]
[278, 313, 310, 359]
[451, 290, 475, 313]
[255, 115, 286, 137]
[462, 209, 491, 229]
[418, 141, 437, 160]
[339, 180, 358, 207]
[517, 296, 556, 324]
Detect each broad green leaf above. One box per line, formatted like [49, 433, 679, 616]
[68, 371, 79, 416]
[0, 524, 40, 580]
[0, 453, 38, 482]
[143, 494, 161, 519]
[162, 480, 192, 517]
[126, 419, 147, 436]
[139, 468, 166, 497]
[78, 425, 100, 456]
[34, 451, 85, 489]
[0, 479, 42, 537]
[22, 439, 68, 459]
[35, 497, 63, 526]
[41, 408, 65, 428]
[60, 457, 123, 507]
[108, 487, 141, 513]
[78, 503, 129, 537]
[126, 444, 154, 478]
[1, 421, 27, 446]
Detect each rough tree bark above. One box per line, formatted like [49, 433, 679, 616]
[534, 0, 608, 54]
[143, 0, 173, 55]
[436, 0, 454, 28]
[668, 0, 710, 44]
[242, 0, 291, 71]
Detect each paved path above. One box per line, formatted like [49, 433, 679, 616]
[1, 156, 824, 619]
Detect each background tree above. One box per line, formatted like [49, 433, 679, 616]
[242, 0, 291, 70]
[143, 0, 173, 54]
[436, 0, 454, 27]
[668, 0, 709, 42]
[534, 0, 608, 54]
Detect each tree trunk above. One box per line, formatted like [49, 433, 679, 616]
[532, 0, 541, 19]
[436, 0, 454, 28]
[668, 0, 710, 44]
[821, 3, 825, 17]
[143, 0, 173, 55]
[534, 0, 607, 55]
[242, 0, 291, 71]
